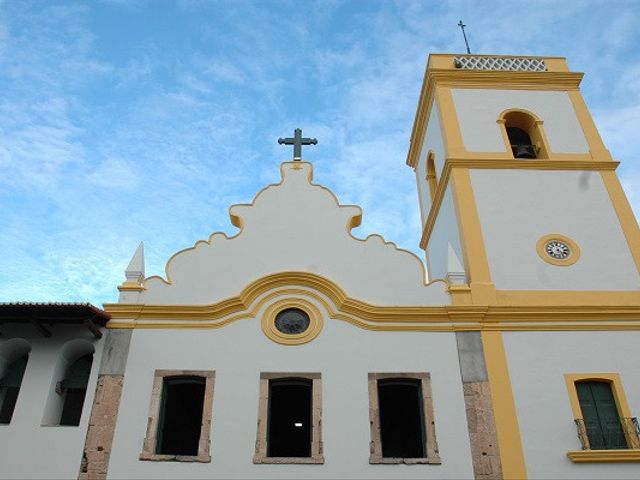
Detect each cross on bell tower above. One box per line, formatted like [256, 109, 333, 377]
[278, 128, 318, 160]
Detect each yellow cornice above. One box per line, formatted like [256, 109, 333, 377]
[420, 158, 620, 249]
[117, 282, 146, 292]
[406, 68, 584, 168]
[495, 290, 640, 306]
[429, 70, 583, 89]
[104, 271, 640, 331]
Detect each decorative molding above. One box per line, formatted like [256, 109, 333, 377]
[104, 271, 640, 332]
[117, 282, 145, 292]
[261, 298, 323, 345]
[567, 449, 640, 463]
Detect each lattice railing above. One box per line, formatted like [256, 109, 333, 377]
[454, 56, 547, 72]
[574, 417, 640, 450]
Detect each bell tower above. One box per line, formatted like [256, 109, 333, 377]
[407, 54, 640, 305]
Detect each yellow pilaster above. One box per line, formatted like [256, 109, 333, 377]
[482, 330, 528, 479]
[601, 170, 640, 275]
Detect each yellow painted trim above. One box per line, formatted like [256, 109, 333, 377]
[426, 150, 438, 202]
[450, 168, 496, 303]
[567, 90, 612, 161]
[448, 284, 472, 306]
[420, 162, 453, 249]
[564, 373, 633, 419]
[261, 298, 323, 345]
[497, 108, 551, 160]
[495, 290, 640, 306]
[420, 158, 619, 250]
[536, 234, 581, 267]
[415, 161, 428, 224]
[431, 71, 583, 90]
[117, 282, 145, 292]
[564, 373, 640, 451]
[481, 331, 527, 479]
[406, 62, 433, 169]
[436, 87, 466, 157]
[445, 158, 617, 170]
[567, 449, 640, 462]
[601, 170, 640, 275]
[104, 271, 640, 331]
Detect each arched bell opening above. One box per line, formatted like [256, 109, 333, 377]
[498, 109, 550, 159]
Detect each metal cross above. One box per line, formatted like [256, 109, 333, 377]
[457, 20, 471, 54]
[278, 128, 317, 160]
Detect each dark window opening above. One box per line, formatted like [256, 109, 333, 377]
[157, 376, 205, 456]
[0, 355, 28, 424]
[267, 378, 312, 457]
[507, 126, 536, 159]
[577, 381, 627, 449]
[59, 353, 93, 426]
[378, 378, 426, 458]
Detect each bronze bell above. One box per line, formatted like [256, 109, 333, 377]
[512, 144, 537, 159]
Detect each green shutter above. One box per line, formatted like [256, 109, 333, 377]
[577, 381, 627, 450]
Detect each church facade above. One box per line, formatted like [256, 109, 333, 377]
[1, 53, 640, 479]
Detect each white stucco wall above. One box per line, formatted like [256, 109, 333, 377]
[415, 102, 446, 224]
[107, 294, 475, 479]
[426, 184, 464, 282]
[471, 169, 640, 290]
[0, 325, 104, 480]
[503, 330, 640, 479]
[452, 89, 589, 154]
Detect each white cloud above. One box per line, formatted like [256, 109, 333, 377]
[87, 157, 140, 189]
[1, 1, 640, 305]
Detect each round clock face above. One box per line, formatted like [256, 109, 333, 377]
[544, 240, 571, 260]
[274, 308, 311, 335]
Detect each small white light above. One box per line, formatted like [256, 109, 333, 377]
[294, 422, 303, 427]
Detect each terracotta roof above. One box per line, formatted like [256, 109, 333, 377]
[0, 302, 110, 338]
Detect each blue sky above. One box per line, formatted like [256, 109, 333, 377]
[1, 0, 639, 306]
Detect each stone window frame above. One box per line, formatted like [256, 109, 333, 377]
[368, 372, 441, 465]
[253, 372, 324, 464]
[139, 369, 215, 463]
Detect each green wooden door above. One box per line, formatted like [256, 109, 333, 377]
[576, 381, 627, 449]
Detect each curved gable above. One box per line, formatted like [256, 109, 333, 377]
[125, 162, 448, 306]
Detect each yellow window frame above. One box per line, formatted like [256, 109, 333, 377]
[564, 372, 640, 462]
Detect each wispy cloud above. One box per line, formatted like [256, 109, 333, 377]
[0, 0, 639, 306]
